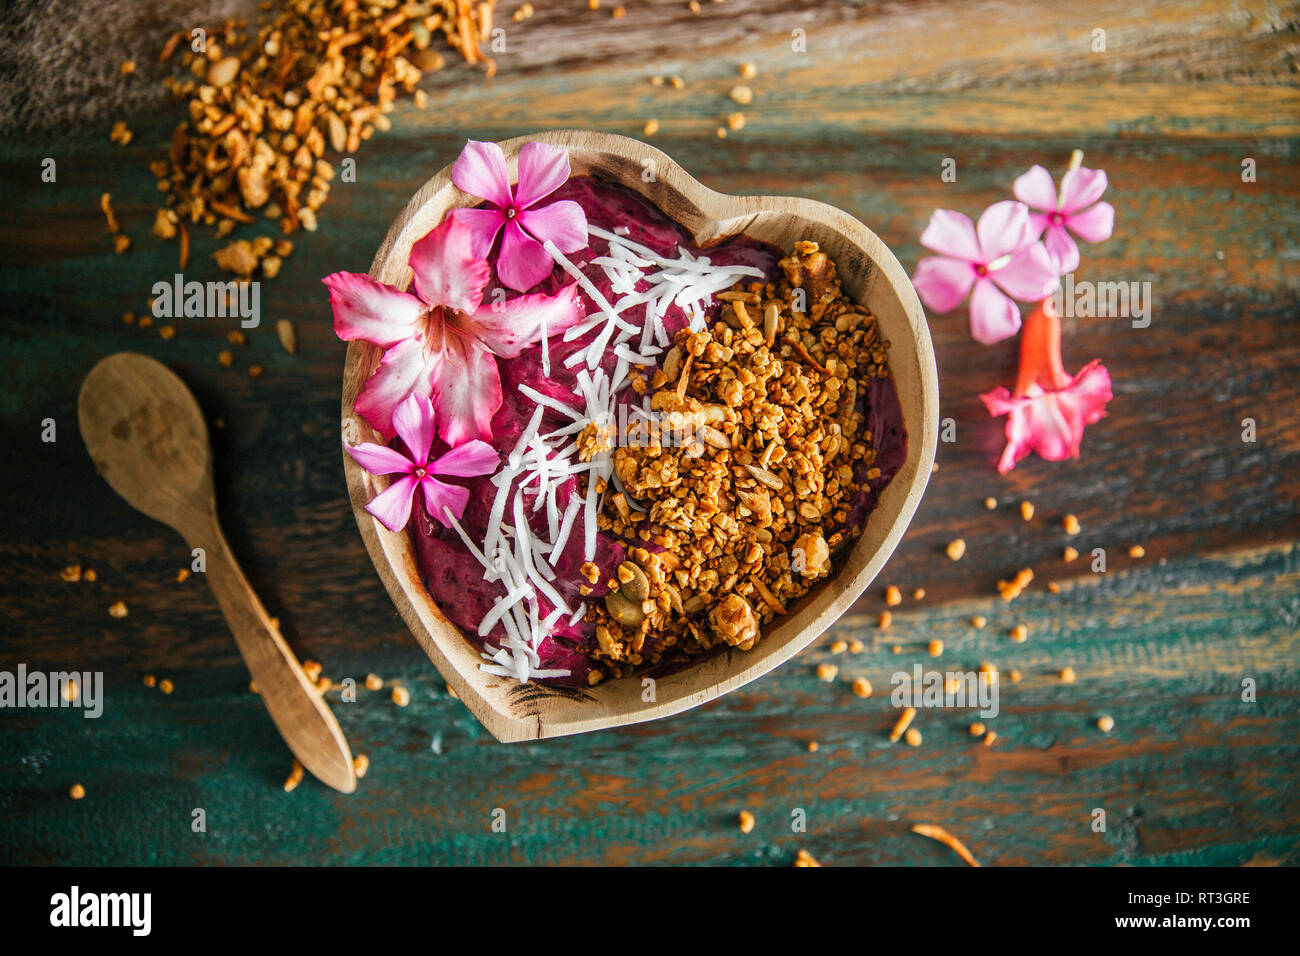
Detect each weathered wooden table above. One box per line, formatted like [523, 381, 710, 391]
[2, 0, 1297, 865]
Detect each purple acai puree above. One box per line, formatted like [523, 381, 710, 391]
[407, 175, 907, 686]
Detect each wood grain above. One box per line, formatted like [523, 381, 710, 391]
[0, 0, 1297, 864]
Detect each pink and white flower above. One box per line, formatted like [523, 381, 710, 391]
[1013, 153, 1115, 275]
[451, 140, 589, 292]
[346, 392, 499, 532]
[325, 211, 583, 445]
[912, 201, 1060, 345]
[980, 298, 1113, 473]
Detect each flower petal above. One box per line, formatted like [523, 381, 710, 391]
[1041, 222, 1080, 275]
[976, 200, 1033, 261]
[512, 141, 572, 209]
[1065, 200, 1115, 243]
[1026, 212, 1051, 241]
[451, 139, 513, 209]
[496, 218, 557, 292]
[968, 277, 1022, 345]
[981, 360, 1112, 473]
[517, 200, 588, 254]
[919, 209, 981, 262]
[390, 391, 437, 465]
[345, 441, 414, 476]
[421, 476, 471, 529]
[428, 334, 502, 445]
[432, 439, 499, 477]
[912, 256, 977, 313]
[365, 474, 419, 532]
[452, 206, 508, 260]
[466, 282, 584, 358]
[409, 212, 491, 315]
[324, 271, 423, 347]
[991, 241, 1060, 300]
[355, 338, 436, 439]
[1058, 165, 1108, 214]
[1012, 165, 1059, 213]
[979, 386, 1032, 474]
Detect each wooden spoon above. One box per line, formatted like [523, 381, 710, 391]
[79, 352, 357, 793]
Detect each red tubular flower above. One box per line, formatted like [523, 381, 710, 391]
[980, 297, 1113, 473]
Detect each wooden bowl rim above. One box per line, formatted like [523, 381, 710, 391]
[341, 130, 938, 741]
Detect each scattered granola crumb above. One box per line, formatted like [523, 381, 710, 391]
[69, 784, 86, 800]
[108, 600, 128, 618]
[276, 319, 297, 355]
[1007, 668, 1022, 683]
[806, 740, 819, 753]
[946, 538, 966, 561]
[851, 677, 872, 698]
[649, 74, 664, 86]
[643, 118, 660, 137]
[218, 350, 235, 368]
[110, 121, 133, 146]
[302, 660, 323, 683]
[249, 680, 259, 694]
[84, 569, 98, 582]
[113, 234, 132, 254]
[904, 727, 922, 747]
[969, 721, 985, 736]
[927, 639, 943, 657]
[159, 679, 174, 695]
[794, 848, 821, 867]
[891, 644, 901, 654]
[726, 111, 746, 131]
[365, 673, 383, 691]
[729, 84, 754, 105]
[1009, 624, 1028, 643]
[912, 587, 926, 601]
[159, 325, 175, 340]
[715, 127, 727, 139]
[984, 497, 997, 510]
[512, 2, 535, 20]
[121, 59, 136, 75]
[391, 686, 411, 707]
[1063, 546, 1079, 562]
[1020, 501, 1035, 521]
[669, 75, 685, 89]
[738, 810, 755, 833]
[971, 615, 987, 629]
[739, 61, 756, 79]
[884, 585, 902, 606]
[176, 568, 190, 583]
[830, 639, 847, 655]
[1047, 581, 1061, 594]
[816, 663, 838, 682]
[1097, 715, 1115, 733]
[284, 759, 304, 792]
[1128, 545, 1146, 559]
[984, 730, 998, 746]
[248, 365, 265, 379]
[143, 674, 156, 688]
[889, 706, 917, 742]
[997, 567, 1034, 602]
[848, 639, 865, 654]
[911, 823, 980, 867]
[1063, 514, 1081, 535]
[688, 0, 701, 13]
[353, 754, 370, 778]
[1059, 666, 1076, 683]
[60, 564, 82, 583]
[611, 5, 626, 18]
[879, 611, 893, 629]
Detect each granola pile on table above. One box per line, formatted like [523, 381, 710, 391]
[578, 241, 896, 683]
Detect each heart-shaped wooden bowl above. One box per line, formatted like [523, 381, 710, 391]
[342, 130, 937, 741]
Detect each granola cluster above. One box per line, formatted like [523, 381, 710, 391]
[580, 240, 894, 682]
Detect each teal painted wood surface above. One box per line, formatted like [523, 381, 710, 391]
[1, 0, 1298, 865]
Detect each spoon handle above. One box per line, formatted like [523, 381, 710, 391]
[193, 522, 357, 794]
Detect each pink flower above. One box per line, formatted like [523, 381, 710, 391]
[345, 392, 499, 532]
[912, 201, 1060, 345]
[451, 140, 588, 292]
[980, 298, 1113, 473]
[1013, 154, 1115, 275]
[325, 211, 583, 444]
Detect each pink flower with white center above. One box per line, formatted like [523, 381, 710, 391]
[911, 201, 1060, 345]
[1013, 152, 1115, 276]
[345, 392, 499, 533]
[980, 298, 1113, 474]
[325, 210, 583, 445]
[451, 140, 589, 292]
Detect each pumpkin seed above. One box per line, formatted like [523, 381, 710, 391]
[617, 560, 650, 601]
[744, 462, 784, 491]
[605, 589, 645, 627]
